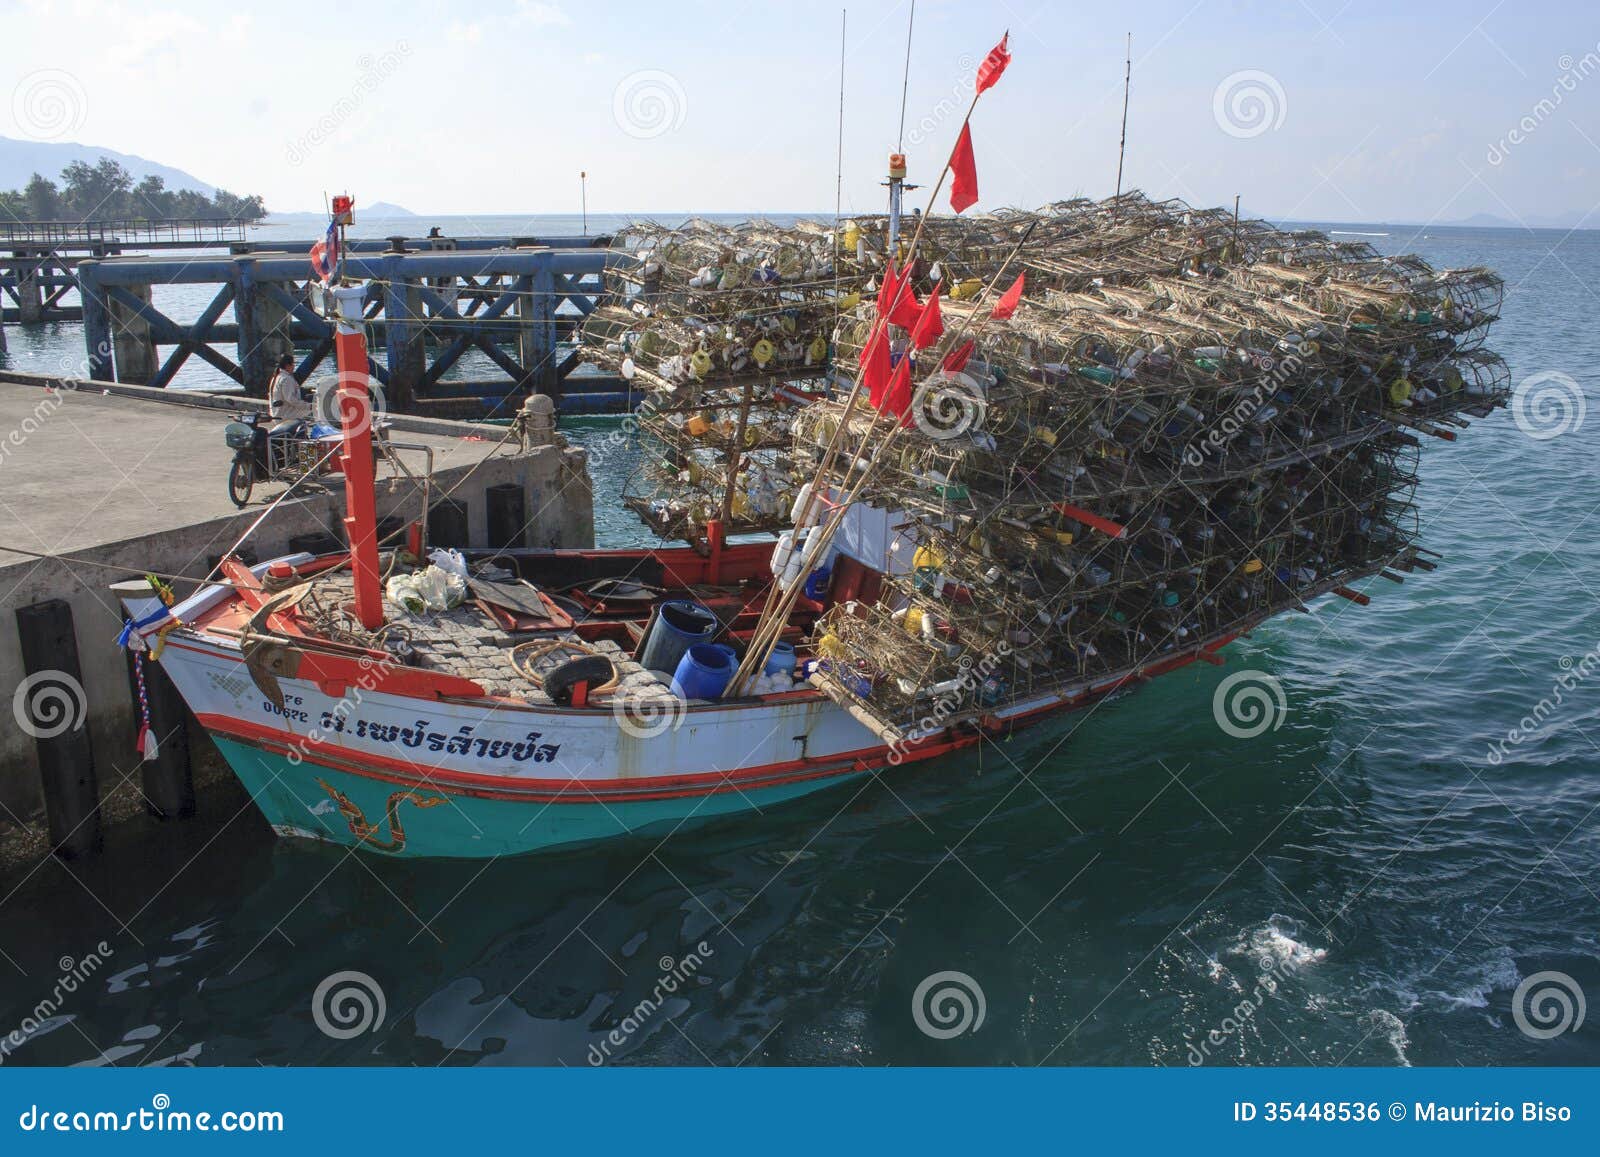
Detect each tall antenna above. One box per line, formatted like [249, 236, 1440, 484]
[580, 171, 588, 236]
[835, 10, 847, 225]
[1114, 32, 1132, 200]
[896, 0, 916, 153]
[833, 9, 848, 337]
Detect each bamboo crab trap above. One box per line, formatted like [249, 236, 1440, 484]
[580, 219, 847, 540]
[792, 193, 1507, 739]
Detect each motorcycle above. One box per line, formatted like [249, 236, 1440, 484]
[224, 391, 389, 508]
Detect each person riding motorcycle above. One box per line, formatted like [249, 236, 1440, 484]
[268, 353, 312, 429]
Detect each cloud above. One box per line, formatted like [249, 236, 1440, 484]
[447, 21, 483, 45]
[514, 1, 571, 29]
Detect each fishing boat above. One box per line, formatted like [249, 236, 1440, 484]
[112, 42, 1508, 859]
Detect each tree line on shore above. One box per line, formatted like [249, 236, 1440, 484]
[0, 158, 266, 223]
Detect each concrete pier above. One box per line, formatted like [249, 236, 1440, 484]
[0, 373, 594, 855]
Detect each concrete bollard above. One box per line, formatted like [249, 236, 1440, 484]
[14, 599, 101, 858]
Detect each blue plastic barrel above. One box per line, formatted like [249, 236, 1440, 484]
[671, 643, 735, 700]
[638, 600, 718, 674]
[764, 641, 797, 679]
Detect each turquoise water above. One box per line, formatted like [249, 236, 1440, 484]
[0, 221, 1596, 1066]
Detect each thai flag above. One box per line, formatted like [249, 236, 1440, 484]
[309, 221, 340, 283]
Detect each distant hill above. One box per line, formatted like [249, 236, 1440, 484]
[0, 135, 216, 194]
[272, 201, 416, 220]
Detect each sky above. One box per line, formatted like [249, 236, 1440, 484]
[2, 0, 1598, 226]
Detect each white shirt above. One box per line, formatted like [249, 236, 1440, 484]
[268, 368, 312, 423]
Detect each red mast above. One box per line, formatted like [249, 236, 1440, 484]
[328, 282, 384, 631]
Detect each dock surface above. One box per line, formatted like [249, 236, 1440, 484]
[0, 380, 504, 556]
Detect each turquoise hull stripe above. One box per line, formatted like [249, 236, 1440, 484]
[213, 737, 868, 858]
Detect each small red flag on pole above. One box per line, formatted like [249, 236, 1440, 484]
[861, 321, 892, 408]
[882, 356, 914, 421]
[912, 282, 945, 350]
[943, 339, 975, 373]
[949, 123, 979, 214]
[976, 32, 1011, 94]
[876, 263, 900, 317]
[991, 271, 1025, 319]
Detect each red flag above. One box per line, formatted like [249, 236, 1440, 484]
[911, 282, 944, 350]
[882, 355, 913, 420]
[975, 33, 1011, 94]
[886, 279, 921, 330]
[949, 124, 978, 214]
[943, 339, 975, 373]
[875, 263, 900, 318]
[861, 321, 892, 408]
[991, 271, 1025, 319]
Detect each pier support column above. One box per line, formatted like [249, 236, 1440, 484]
[235, 258, 295, 397]
[383, 258, 424, 410]
[15, 249, 44, 324]
[517, 255, 558, 395]
[126, 651, 194, 819]
[108, 283, 157, 385]
[76, 260, 113, 380]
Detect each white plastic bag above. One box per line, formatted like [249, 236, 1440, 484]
[386, 574, 425, 614]
[428, 548, 468, 578]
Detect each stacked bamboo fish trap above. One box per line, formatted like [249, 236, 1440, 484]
[579, 219, 845, 540]
[795, 194, 1507, 738]
[575, 196, 1506, 738]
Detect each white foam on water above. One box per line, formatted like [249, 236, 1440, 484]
[1366, 1009, 1412, 1066]
[1233, 915, 1329, 972]
[1388, 945, 1520, 1012]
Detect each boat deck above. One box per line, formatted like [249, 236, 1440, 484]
[303, 571, 724, 707]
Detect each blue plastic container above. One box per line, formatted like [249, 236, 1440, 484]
[671, 643, 735, 700]
[763, 641, 797, 679]
[638, 600, 718, 674]
[803, 564, 833, 602]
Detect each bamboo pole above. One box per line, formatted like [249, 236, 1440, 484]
[727, 65, 1011, 696]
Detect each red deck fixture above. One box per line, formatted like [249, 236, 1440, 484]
[329, 283, 384, 631]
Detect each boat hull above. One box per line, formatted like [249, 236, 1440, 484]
[213, 736, 871, 857]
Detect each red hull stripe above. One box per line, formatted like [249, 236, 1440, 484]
[196, 712, 976, 803]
